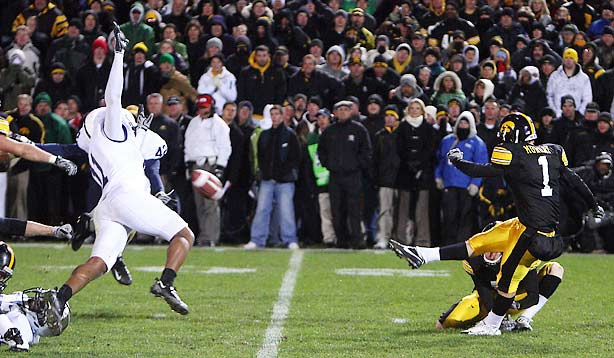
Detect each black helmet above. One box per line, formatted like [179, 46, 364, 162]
[0, 241, 15, 292]
[498, 112, 537, 143]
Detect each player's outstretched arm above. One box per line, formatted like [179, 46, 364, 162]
[450, 158, 504, 178]
[36, 143, 87, 161]
[0, 136, 77, 175]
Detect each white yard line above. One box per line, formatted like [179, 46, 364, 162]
[257, 250, 304, 358]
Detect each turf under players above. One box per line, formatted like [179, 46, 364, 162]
[49, 24, 194, 321]
[390, 112, 601, 335]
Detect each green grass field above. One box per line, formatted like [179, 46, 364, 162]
[6, 243, 614, 357]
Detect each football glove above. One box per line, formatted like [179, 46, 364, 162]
[155, 190, 179, 212]
[467, 184, 479, 197]
[136, 104, 154, 132]
[53, 224, 73, 240]
[592, 205, 605, 220]
[447, 148, 463, 161]
[112, 22, 128, 53]
[53, 156, 78, 176]
[435, 178, 444, 190]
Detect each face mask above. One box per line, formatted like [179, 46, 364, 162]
[457, 127, 470, 140]
[237, 47, 248, 54]
[377, 45, 386, 54]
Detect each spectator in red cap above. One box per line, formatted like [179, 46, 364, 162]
[184, 93, 232, 246]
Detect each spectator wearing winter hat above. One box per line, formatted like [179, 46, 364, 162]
[363, 94, 385, 143]
[365, 34, 395, 66]
[562, 0, 595, 32]
[388, 43, 413, 75]
[596, 26, 614, 69]
[344, 57, 388, 114]
[120, 1, 156, 57]
[323, 9, 349, 49]
[5, 26, 41, 76]
[372, 104, 401, 249]
[318, 45, 349, 81]
[448, 54, 477, 96]
[423, 46, 445, 78]
[581, 42, 605, 95]
[485, 7, 526, 51]
[508, 65, 548, 120]
[295, 95, 322, 146]
[122, 42, 161, 107]
[75, 35, 111, 113]
[204, 15, 236, 58]
[33, 62, 73, 108]
[226, 35, 252, 77]
[81, 10, 106, 47]
[197, 54, 237, 116]
[0, 49, 36, 112]
[389, 73, 430, 113]
[365, 55, 400, 92]
[410, 33, 428, 70]
[547, 48, 593, 117]
[153, 39, 189, 76]
[431, 71, 467, 108]
[44, 18, 90, 82]
[158, 53, 197, 114]
[539, 54, 558, 87]
[536, 107, 561, 145]
[347, 8, 375, 49]
[250, 16, 279, 53]
[594, 112, 614, 156]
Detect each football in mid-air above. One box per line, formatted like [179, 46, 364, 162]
[191, 169, 224, 200]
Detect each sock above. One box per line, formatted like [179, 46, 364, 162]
[482, 311, 505, 328]
[439, 242, 469, 260]
[160, 268, 177, 286]
[539, 275, 562, 298]
[417, 247, 440, 263]
[57, 284, 73, 307]
[520, 294, 548, 320]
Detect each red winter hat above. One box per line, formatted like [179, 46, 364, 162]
[92, 36, 108, 55]
[196, 94, 214, 108]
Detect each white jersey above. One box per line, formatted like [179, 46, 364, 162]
[77, 108, 168, 162]
[85, 108, 149, 199]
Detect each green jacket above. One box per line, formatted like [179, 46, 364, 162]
[120, 23, 155, 59]
[306, 130, 329, 188]
[0, 65, 36, 111]
[32, 112, 73, 172]
[250, 127, 263, 179]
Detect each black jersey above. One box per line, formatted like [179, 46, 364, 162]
[491, 143, 568, 231]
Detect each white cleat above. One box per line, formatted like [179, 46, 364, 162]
[514, 316, 533, 332]
[461, 320, 502, 336]
[243, 241, 260, 250]
[500, 315, 516, 332]
[373, 241, 389, 250]
[287, 242, 300, 250]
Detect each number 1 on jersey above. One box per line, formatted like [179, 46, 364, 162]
[538, 155, 552, 197]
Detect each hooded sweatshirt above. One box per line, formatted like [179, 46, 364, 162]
[431, 71, 467, 108]
[390, 74, 427, 113]
[119, 2, 155, 57]
[317, 45, 349, 81]
[436, 111, 488, 188]
[508, 66, 548, 120]
[547, 63, 593, 117]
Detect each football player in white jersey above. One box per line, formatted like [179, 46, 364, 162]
[38, 105, 173, 286]
[49, 24, 195, 320]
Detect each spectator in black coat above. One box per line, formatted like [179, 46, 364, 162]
[33, 62, 72, 107]
[147, 93, 181, 186]
[204, 15, 236, 58]
[362, 94, 385, 145]
[322, 9, 348, 49]
[273, 46, 300, 80]
[536, 107, 561, 145]
[122, 42, 161, 106]
[343, 57, 388, 114]
[395, 98, 434, 246]
[44, 18, 90, 82]
[365, 55, 400, 93]
[476, 98, 501, 155]
[595, 112, 614, 156]
[389, 73, 431, 113]
[595, 68, 614, 113]
[449, 54, 477, 97]
[273, 8, 310, 66]
[226, 35, 252, 77]
[485, 7, 527, 51]
[237, 45, 287, 116]
[81, 10, 106, 46]
[75, 36, 111, 113]
[554, 95, 592, 166]
[162, 0, 192, 39]
[287, 54, 343, 110]
[507, 65, 548, 120]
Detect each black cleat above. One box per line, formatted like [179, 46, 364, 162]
[3, 328, 27, 352]
[113, 22, 128, 52]
[72, 213, 92, 251]
[111, 256, 133, 286]
[150, 279, 189, 315]
[389, 240, 425, 269]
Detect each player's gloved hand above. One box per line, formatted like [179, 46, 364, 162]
[467, 184, 479, 197]
[510, 301, 521, 311]
[213, 164, 225, 181]
[592, 205, 605, 220]
[9, 132, 33, 144]
[53, 224, 73, 240]
[136, 104, 154, 132]
[156, 190, 179, 212]
[52, 155, 78, 176]
[435, 178, 444, 190]
[447, 148, 463, 161]
[112, 22, 128, 52]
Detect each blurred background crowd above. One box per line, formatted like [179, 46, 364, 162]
[0, 0, 613, 253]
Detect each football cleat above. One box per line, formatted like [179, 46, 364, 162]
[514, 316, 533, 332]
[373, 241, 389, 250]
[72, 213, 92, 251]
[500, 314, 516, 332]
[111, 257, 132, 286]
[150, 279, 189, 315]
[388, 240, 425, 269]
[112, 22, 129, 52]
[3, 328, 28, 352]
[461, 320, 502, 336]
[44, 290, 65, 332]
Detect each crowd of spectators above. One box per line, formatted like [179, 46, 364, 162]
[0, 0, 613, 253]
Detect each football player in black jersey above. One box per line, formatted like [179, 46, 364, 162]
[389, 112, 603, 335]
